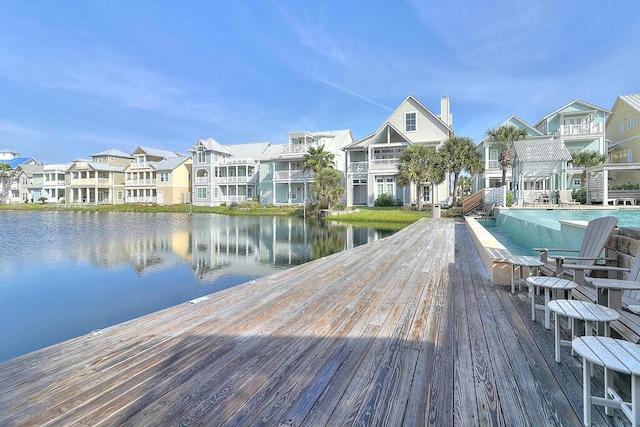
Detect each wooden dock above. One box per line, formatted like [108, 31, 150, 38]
[0, 218, 627, 426]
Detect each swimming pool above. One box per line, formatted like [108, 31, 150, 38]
[483, 208, 640, 256]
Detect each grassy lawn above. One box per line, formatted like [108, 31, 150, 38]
[0, 204, 444, 228]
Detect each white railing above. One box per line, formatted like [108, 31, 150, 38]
[273, 170, 314, 180]
[130, 161, 158, 169]
[370, 159, 399, 167]
[558, 123, 601, 136]
[487, 160, 500, 170]
[216, 195, 249, 203]
[213, 176, 251, 183]
[126, 196, 157, 203]
[126, 179, 155, 186]
[219, 158, 257, 165]
[69, 178, 111, 185]
[280, 144, 314, 155]
[195, 177, 209, 184]
[348, 162, 368, 173]
[43, 180, 66, 187]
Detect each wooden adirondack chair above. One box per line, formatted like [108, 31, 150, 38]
[533, 216, 618, 280]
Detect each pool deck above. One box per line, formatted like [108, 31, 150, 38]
[0, 218, 627, 426]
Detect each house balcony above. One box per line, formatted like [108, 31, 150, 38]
[486, 160, 501, 170]
[369, 158, 399, 169]
[130, 161, 159, 169]
[213, 176, 252, 184]
[126, 179, 155, 186]
[273, 170, 313, 182]
[348, 162, 368, 175]
[195, 177, 209, 184]
[126, 196, 157, 203]
[43, 180, 66, 187]
[280, 144, 314, 156]
[219, 158, 257, 165]
[69, 178, 111, 186]
[558, 123, 602, 137]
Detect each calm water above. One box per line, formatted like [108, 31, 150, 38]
[484, 208, 640, 255]
[0, 211, 394, 362]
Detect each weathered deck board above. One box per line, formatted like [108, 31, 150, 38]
[0, 218, 624, 426]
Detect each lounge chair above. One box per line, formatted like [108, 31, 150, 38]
[558, 190, 579, 207]
[533, 216, 618, 279]
[564, 247, 640, 311]
[523, 190, 539, 207]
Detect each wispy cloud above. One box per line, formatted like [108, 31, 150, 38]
[315, 78, 392, 112]
[0, 121, 43, 138]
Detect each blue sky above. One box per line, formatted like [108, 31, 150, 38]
[1, 0, 639, 164]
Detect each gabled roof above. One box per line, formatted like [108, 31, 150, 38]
[3, 157, 38, 168]
[87, 162, 125, 172]
[91, 149, 133, 159]
[226, 142, 272, 160]
[534, 99, 611, 128]
[190, 137, 233, 156]
[131, 146, 181, 159]
[513, 138, 572, 162]
[14, 164, 43, 176]
[153, 156, 191, 171]
[611, 94, 640, 114]
[345, 95, 451, 150]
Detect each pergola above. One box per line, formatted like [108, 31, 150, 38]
[511, 138, 573, 205]
[585, 163, 640, 204]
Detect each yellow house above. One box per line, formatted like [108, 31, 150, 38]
[605, 94, 640, 189]
[67, 149, 131, 205]
[125, 146, 192, 205]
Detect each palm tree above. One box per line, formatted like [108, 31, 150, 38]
[304, 144, 335, 173]
[395, 144, 445, 210]
[440, 136, 484, 203]
[572, 150, 606, 187]
[310, 168, 344, 210]
[484, 125, 528, 186]
[0, 163, 11, 204]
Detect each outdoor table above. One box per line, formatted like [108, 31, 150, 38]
[547, 300, 618, 363]
[572, 336, 640, 426]
[505, 255, 544, 294]
[587, 278, 640, 310]
[526, 276, 578, 329]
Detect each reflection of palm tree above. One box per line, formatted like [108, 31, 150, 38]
[309, 223, 345, 258]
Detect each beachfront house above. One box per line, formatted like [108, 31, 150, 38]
[124, 146, 192, 205]
[259, 130, 352, 206]
[10, 164, 42, 204]
[190, 138, 271, 206]
[66, 149, 131, 205]
[473, 99, 610, 204]
[343, 95, 453, 207]
[602, 94, 640, 198]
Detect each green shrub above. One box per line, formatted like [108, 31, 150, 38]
[374, 193, 394, 206]
[506, 191, 514, 207]
[229, 202, 239, 210]
[573, 188, 587, 204]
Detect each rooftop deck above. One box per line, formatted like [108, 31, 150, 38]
[0, 219, 628, 426]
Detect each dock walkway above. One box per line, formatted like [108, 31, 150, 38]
[0, 219, 625, 425]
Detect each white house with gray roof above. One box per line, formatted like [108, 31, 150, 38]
[66, 149, 132, 204]
[343, 95, 453, 207]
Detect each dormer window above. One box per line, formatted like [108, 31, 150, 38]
[405, 112, 416, 132]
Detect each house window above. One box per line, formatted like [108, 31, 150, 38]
[197, 187, 207, 199]
[197, 149, 206, 163]
[628, 120, 632, 130]
[572, 179, 581, 187]
[160, 172, 169, 182]
[620, 123, 625, 133]
[405, 112, 416, 132]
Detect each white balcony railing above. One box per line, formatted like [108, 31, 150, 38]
[43, 180, 66, 187]
[195, 177, 209, 184]
[558, 123, 601, 136]
[370, 158, 399, 167]
[273, 170, 314, 181]
[280, 144, 314, 155]
[348, 162, 368, 173]
[126, 179, 155, 186]
[487, 160, 500, 170]
[213, 176, 252, 184]
[130, 161, 159, 169]
[216, 195, 249, 203]
[219, 158, 257, 165]
[126, 196, 157, 203]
